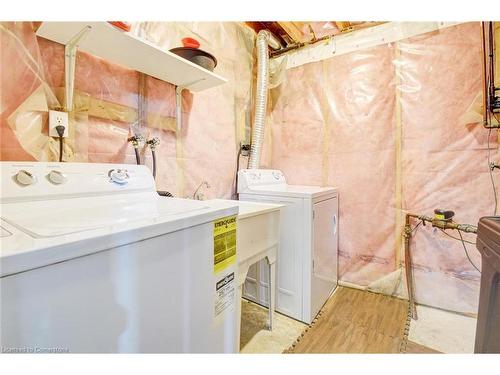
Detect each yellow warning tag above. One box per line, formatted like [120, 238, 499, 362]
[213, 215, 237, 274]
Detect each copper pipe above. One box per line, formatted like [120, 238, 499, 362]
[481, 22, 488, 125]
[432, 220, 478, 233]
[404, 212, 478, 321]
[403, 214, 418, 319]
[489, 22, 495, 101]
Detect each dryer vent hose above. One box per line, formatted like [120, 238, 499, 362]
[248, 30, 271, 170]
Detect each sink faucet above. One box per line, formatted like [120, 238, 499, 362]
[193, 181, 210, 200]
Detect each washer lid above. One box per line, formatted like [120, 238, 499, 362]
[0, 192, 209, 238]
[243, 184, 337, 199]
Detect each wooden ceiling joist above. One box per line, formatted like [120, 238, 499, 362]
[277, 22, 312, 43]
[246, 21, 386, 47]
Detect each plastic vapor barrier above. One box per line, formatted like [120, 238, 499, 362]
[1, 21, 498, 315]
[262, 22, 499, 314]
[0, 21, 255, 198]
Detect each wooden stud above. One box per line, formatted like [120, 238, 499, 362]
[53, 87, 176, 132]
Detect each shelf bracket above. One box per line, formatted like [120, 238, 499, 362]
[175, 85, 186, 133]
[64, 25, 92, 111]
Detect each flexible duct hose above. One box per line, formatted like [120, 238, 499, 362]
[248, 30, 271, 169]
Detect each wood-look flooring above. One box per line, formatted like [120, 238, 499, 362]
[286, 287, 410, 353]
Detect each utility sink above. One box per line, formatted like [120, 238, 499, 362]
[206, 199, 282, 277]
[205, 199, 283, 342]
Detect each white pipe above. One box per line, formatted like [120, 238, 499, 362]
[267, 32, 282, 51]
[248, 30, 271, 169]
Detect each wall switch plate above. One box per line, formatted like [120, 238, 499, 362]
[49, 110, 69, 137]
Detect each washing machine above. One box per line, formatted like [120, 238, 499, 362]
[0, 162, 239, 353]
[237, 169, 338, 324]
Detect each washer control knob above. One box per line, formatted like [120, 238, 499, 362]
[108, 169, 129, 185]
[16, 170, 37, 186]
[48, 170, 67, 185]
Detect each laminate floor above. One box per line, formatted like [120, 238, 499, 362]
[286, 287, 409, 353]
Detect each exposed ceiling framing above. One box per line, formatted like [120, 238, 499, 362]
[246, 21, 385, 48]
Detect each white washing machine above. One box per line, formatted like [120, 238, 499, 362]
[0, 162, 239, 353]
[238, 169, 338, 324]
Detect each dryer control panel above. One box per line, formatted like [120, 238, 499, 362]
[237, 169, 286, 192]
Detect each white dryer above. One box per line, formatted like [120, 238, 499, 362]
[237, 169, 338, 324]
[0, 162, 239, 353]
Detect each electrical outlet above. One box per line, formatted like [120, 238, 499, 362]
[49, 110, 69, 137]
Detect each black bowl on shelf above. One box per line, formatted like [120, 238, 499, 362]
[169, 47, 217, 72]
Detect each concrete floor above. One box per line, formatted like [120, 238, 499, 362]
[239, 299, 306, 353]
[408, 305, 477, 353]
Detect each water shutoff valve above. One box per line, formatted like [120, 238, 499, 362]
[146, 137, 160, 151]
[240, 143, 250, 157]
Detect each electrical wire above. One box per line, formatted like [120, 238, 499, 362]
[55, 125, 65, 162]
[58, 135, 63, 162]
[457, 230, 481, 273]
[487, 127, 498, 215]
[233, 146, 242, 200]
[438, 228, 476, 245]
[411, 220, 422, 234]
[410, 216, 481, 273]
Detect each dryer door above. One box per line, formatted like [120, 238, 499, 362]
[311, 196, 338, 317]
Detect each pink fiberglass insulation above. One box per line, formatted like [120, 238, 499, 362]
[132, 22, 255, 198]
[0, 22, 255, 199]
[325, 44, 398, 286]
[266, 22, 498, 314]
[398, 23, 497, 313]
[1, 22, 47, 161]
[269, 43, 398, 287]
[1, 21, 497, 314]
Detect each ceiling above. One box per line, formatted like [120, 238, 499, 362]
[246, 21, 384, 48]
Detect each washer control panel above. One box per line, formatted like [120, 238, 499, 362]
[48, 170, 67, 185]
[15, 170, 37, 186]
[1, 162, 155, 203]
[108, 169, 129, 185]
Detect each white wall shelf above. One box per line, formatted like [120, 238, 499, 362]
[36, 22, 227, 92]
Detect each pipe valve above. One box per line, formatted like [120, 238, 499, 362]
[146, 137, 160, 151]
[489, 162, 500, 171]
[128, 135, 145, 148]
[240, 143, 251, 157]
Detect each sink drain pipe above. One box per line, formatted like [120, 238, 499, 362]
[248, 30, 281, 169]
